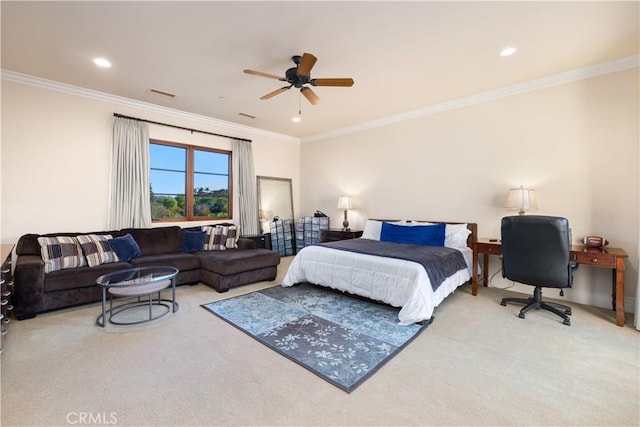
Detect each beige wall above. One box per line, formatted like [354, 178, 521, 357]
[0, 80, 301, 244]
[2, 68, 638, 313]
[300, 68, 639, 311]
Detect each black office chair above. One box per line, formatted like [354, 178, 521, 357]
[500, 215, 578, 326]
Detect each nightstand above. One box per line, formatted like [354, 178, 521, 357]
[242, 233, 271, 250]
[320, 229, 363, 243]
[471, 238, 502, 295]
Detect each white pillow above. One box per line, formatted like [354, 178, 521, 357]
[361, 220, 383, 240]
[444, 223, 472, 248]
[361, 219, 418, 240]
[415, 222, 472, 248]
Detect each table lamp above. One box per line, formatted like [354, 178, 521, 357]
[504, 185, 538, 215]
[337, 196, 352, 231]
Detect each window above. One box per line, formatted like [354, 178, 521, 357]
[150, 140, 232, 221]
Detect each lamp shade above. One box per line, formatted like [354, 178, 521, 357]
[337, 196, 352, 210]
[504, 186, 538, 215]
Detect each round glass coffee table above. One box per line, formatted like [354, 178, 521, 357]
[96, 266, 179, 328]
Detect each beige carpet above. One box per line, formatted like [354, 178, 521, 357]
[1, 257, 639, 426]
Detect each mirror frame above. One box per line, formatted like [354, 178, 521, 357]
[256, 176, 295, 232]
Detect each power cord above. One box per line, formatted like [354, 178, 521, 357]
[487, 256, 515, 290]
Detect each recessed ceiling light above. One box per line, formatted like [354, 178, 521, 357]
[93, 57, 112, 68]
[500, 47, 517, 57]
[292, 116, 301, 123]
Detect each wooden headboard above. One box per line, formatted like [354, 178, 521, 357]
[371, 219, 478, 248]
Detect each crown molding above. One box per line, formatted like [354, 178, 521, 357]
[0, 69, 300, 144]
[302, 55, 640, 143]
[4, 55, 638, 145]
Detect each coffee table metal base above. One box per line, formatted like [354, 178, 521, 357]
[97, 278, 179, 327]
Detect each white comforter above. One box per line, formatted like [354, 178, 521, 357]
[281, 242, 473, 325]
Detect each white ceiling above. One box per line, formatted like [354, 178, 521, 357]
[2, 1, 638, 139]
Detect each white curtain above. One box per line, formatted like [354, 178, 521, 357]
[232, 139, 259, 236]
[108, 117, 151, 229]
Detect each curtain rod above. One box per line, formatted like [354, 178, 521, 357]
[113, 113, 251, 143]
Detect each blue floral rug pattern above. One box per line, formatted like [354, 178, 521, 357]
[202, 283, 430, 392]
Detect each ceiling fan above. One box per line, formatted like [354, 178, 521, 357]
[243, 52, 354, 105]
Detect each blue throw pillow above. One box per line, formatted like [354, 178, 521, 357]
[182, 230, 206, 252]
[108, 233, 141, 262]
[380, 222, 446, 246]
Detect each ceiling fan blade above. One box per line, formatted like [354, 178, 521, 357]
[244, 69, 284, 80]
[296, 52, 317, 78]
[260, 86, 290, 100]
[310, 78, 355, 87]
[300, 87, 320, 105]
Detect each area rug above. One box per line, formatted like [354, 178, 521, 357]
[202, 283, 431, 393]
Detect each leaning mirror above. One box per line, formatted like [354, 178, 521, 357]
[256, 176, 294, 233]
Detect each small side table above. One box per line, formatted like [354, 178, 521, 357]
[320, 229, 363, 243]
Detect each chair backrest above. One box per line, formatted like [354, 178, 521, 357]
[501, 215, 574, 288]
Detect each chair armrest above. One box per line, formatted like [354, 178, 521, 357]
[568, 261, 579, 286]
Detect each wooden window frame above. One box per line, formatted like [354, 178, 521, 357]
[150, 139, 233, 222]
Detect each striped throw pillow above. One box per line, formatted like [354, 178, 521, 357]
[202, 226, 226, 251]
[202, 225, 240, 250]
[76, 234, 119, 267]
[37, 236, 87, 273]
[222, 225, 240, 249]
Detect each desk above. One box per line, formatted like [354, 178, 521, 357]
[471, 238, 628, 327]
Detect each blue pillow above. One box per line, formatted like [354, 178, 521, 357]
[108, 233, 141, 262]
[182, 230, 206, 252]
[380, 222, 446, 246]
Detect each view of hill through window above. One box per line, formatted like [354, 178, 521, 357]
[149, 141, 231, 220]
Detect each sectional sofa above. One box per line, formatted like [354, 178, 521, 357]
[13, 225, 280, 320]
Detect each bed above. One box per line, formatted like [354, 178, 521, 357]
[281, 219, 477, 325]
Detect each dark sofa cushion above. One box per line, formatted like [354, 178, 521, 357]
[129, 252, 201, 272]
[198, 249, 280, 276]
[120, 226, 182, 256]
[43, 262, 132, 293]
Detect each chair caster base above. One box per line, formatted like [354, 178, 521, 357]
[500, 288, 572, 326]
